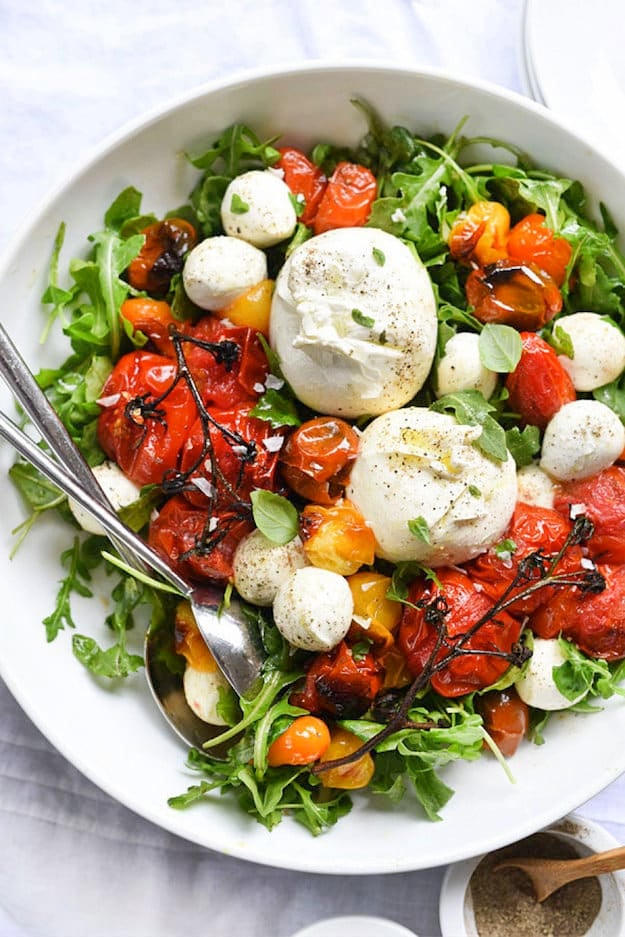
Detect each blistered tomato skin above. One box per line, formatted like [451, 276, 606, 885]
[465, 261, 563, 330]
[276, 147, 327, 225]
[317, 727, 375, 789]
[448, 200, 510, 266]
[299, 499, 376, 576]
[279, 416, 360, 505]
[477, 688, 529, 757]
[291, 640, 383, 719]
[506, 213, 572, 286]
[554, 466, 625, 564]
[312, 161, 377, 235]
[126, 217, 197, 295]
[505, 332, 576, 430]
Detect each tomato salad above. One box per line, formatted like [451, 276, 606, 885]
[13, 105, 625, 835]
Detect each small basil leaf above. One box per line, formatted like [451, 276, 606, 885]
[407, 516, 431, 544]
[478, 324, 522, 372]
[251, 490, 298, 544]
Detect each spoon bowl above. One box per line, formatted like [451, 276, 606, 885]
[495, 844, 625, 903]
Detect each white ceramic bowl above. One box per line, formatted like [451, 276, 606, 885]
[439, 813, 625, 936]
[2, 63, 625, 875]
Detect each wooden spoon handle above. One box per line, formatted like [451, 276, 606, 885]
[560, 845, 625, 880]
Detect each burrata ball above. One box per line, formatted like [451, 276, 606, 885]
[269, 228, 437, 418]
[347, 407, 517, 566]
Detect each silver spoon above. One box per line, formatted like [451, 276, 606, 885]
[0, 326, 263, 743]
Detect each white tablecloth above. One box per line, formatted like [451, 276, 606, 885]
[1, 2, 624, 935]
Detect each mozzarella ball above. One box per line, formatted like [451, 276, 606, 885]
[347, 408, 517, 566]
[183, 666, 230, 725]
[540, 399, 625, 481]
[233, 530, 308, 607]
[516, 463, 555, 509]
[557, 312, 625, 391]
[182, 235, 267, 311]
[516, 638, 586, 710]
[67, 460, 141, 535]
[270, 228, 438, 418]
[273, 567, 353, 651]
[435, 332, 498, 399]
[221, 170, 297, 248]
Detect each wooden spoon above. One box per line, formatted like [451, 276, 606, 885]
[494, 844, 625, 902]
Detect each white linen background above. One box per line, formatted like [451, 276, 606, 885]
[1, 1, 624, 936]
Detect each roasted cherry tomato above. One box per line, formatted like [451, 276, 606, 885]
[279, 416, 360, 504]
[219, 279, 274, 335]
[291, 640, 383, 719]
[469, 502, 584, 618]
[174, 601, 219, 672]
[276, 147, 327, 225]
[477, 688, 529, 757]
[148, 494, 252, 582]
[530, 563, 625, 660]
[448, 200, 510, 266]
[347, 571, 402, 646]
[505, 332, 576, 429]
[554, 466, 625, 564]
[299, 499, 375, 576]
[120, 297, 184, 356]
[507, 213, 572, 287]
[179, 404, 284, 509]
[465, 260, 562, 330]
[267, 715, 331, 767]
[126, 217, 197, 295]
[184, 317, 269, 409]
[97, 350, 196, 486]
[398, 568, 522, 697]
[317, 727, 375, 790]
[312, 161, 377, 235]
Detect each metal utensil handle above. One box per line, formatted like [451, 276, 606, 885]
[0, 410, 191, 597]
[0, 322, 145, 571]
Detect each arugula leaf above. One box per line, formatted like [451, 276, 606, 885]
[553, 637, 625, 703]
[42, 537, 94, 641]
[504, 424, 541, 467]
[250, 490, 298, 544]
[431, 390, 508, 461]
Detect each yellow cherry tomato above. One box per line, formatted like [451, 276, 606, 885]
[299, 499, 376, 576]
[219, 278, 274, 334]
[449, 200, 510, 266]
[174, 601, 218, 672]
[267, 716, 331, 767]
[318, 727, 375, 790]
[348, 572, 402, 635]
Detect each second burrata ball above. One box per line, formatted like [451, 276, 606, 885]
[269, 228, 438, 418]
[347, 408, 517, 566]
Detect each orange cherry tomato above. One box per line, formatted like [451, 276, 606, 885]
[218, 279, 274, 336]
[120, 297, 184, 356]
[347, 571, 402, 644]
[449, 200, 510, 266]
[505, 331, 576, 429]
[126, 217, 197, 295]
[312, 162, 377, 235]
[276, 147, 327, 225]
[266, 715, 331, 767]
[299, 499, 376, 576]
[279, 416, 360, 505]
[507, 213, 572, 287]
[477, 688, 529, 757]
[174, 601, 218, 672]
[317, 727, 375, 790]
[465, 260, 562, 330]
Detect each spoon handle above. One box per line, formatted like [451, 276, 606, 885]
[0, 409, 191, 598]
[552, 844, 625, 881]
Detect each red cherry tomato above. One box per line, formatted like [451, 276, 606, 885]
[465, 260, 563, 330]
[97, 350, 196, 486]
[469, 502, 584, 618]
[505, 332, 576, 429]
[397, 569, 522, 697]
[276, 147, 327, 225]
[554, 466, 625, 564]
[507, 213, 572, 287]
[312, 162, 377, 235]
[279, 416, 360, 505]
[179, 404, 284, 509]
[530, 563, 625, 660]
[148, 494, 252, 582]
[477, 688, 529, 757]
[126, 217, 197, 295]
[120, 298, 185, 356]
[290, 641, 383, 719]
[183, 317, 270, 409]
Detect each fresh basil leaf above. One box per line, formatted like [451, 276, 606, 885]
[478, 323, 522, 372]
[547, 323, 575, 358]
[431, 390, 508, 462]
[250, 388, 301, 428]
[352, 308, 375, 328]
[372, 247, 386, 266]
[251, 490, 298, 544]
[230, 193, 249, 214]
[408, 516, 431, 544]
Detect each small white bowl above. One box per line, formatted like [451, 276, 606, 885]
[439, 813, 625, 937]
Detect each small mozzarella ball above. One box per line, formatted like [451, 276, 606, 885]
[540, 399, 625, 481]
[183, 666, 230, 725]
[435, 332, 498, 400]
[557, 312, 625, 391]
[221, 170, 297, 248]
[233, 530, 308, 607]
[516, 463, 555, 509]
[68, 461, 141, 535]
[182, 235, 267, 311]
[516, 638, 586, 710]
[273, 567, 353, 652]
